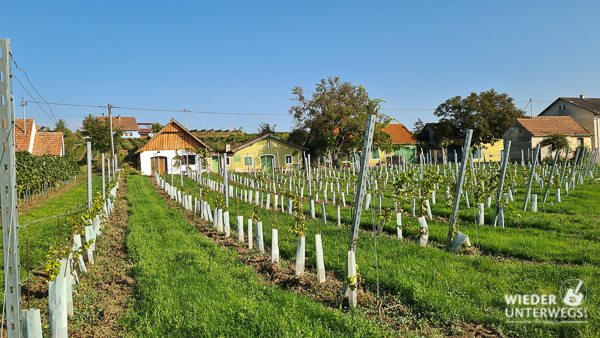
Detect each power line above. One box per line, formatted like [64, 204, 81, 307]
[25, 100, 290, 116]
[12, 75, 57, 124]
[10, 55, 57, 122]
[382, 108, 435, 111]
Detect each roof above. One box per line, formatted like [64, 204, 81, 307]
[97, 116, 139, 131]
[516, 116, 593, 136]
[32, 132, 64, 156]
[15, 119, 35, 152]
[381, 124, 419, 144]
[540, 97, 600, 115]
[135, 119, 211, 154]
[228, 133, 308, 153]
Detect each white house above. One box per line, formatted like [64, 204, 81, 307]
[135, 119, 211, 176]
[97, 115, 140, 138]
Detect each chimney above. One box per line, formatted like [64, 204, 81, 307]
[580, 95, 585, 99]
[225, 144, 231, 152]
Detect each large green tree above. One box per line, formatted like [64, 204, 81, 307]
[289, 77, 392, 163]
[434, 89, 525, 146]
[80, 114, 123, 153]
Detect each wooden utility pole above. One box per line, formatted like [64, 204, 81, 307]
[108, 103, 115, 159]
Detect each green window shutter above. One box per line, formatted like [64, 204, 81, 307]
[234, 155, 241, 162]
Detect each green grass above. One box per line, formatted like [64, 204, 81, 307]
[123, 175, 389, 337]
[172, 172, 600, 337]
[180, 170, 600, 266]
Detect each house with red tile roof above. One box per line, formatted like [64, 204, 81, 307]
[97, 115, 139, 138]
[380, 123, 420, 164]
[16, 119, 65, 156]
[538, 95, 600, 151]
[503, 116, 593, 160]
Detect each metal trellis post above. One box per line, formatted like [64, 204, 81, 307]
[1, 38, 22, 338]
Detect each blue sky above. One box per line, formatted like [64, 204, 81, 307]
[1, 0, 599, 133]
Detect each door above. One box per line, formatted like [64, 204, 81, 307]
[211, 156, 220, 173]
[151, 156, 167, 175]
[260, 155, 274, 172]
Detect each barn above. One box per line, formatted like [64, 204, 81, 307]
[135, 119, 211, 176]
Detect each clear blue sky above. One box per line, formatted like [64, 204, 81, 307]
[1, 0, 599, 133]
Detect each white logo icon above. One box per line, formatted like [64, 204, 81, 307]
[562, 279, 585, 307]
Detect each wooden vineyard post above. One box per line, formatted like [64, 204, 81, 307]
[523, 144, 541, 211]
[542, 150, 560, 204]
[445, 129, 473, 250]
[343, 113, 376, 305]
[492, 141, 511, 227]
[0, 38, 22, 337]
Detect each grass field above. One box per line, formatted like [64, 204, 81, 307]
[167, 168, 599, 337]
[123, 175, 390, 337]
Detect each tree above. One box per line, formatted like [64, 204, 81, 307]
[152, 122, 163, 134]
[434, 89, 525, 146]
[540, 134, 569, 151]
[289, 76, 392, 162]
[287, 128, 309, 147]
[258, 122, 276, 134]
[412, 118, 425, 136]
[54, 119, 72, 137]
[81, 114, 123, 153]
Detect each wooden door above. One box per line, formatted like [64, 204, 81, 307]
[151, 156, 167, 175]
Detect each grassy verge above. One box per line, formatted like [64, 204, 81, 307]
[123, 175, 389, 337]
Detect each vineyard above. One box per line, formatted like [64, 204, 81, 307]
[148, 148, 599, 337]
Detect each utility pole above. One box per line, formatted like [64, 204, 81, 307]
[530, 98, 533, 117]
[21, 97, 26, 134]
[1, 38, 22, 338]
[108, 103, 115, 159]
[184, 109, 188, 129]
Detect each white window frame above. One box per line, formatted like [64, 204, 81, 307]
[285, 155, 293, 165]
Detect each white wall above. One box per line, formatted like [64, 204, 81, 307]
[139, 149, 204, 176]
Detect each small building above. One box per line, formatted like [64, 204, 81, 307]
[225, 133, 308, 173]
[16, 119, 65, 156]
[380, 123, 420, 164]
[503, 116, 593, 161]
[97, 115, 139, 138]
[137, 123, 154, 139]
[135, 119, 211, 175]
[538, 95, 600, 151]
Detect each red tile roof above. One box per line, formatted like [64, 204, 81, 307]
[32, 132, 64, 156]
[517, 116, 592, 136]
[382, 124, 420, 144]
[15, 119, 35, 152]
[97, 116, 138, 131]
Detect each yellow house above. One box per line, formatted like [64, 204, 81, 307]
[472, 140, 504, 162]
[224, 133, 308, 173]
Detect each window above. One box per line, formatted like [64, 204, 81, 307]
[244, 156, 253, 166]
[285, 155, 293, 165]
[577, 138, 583, 147]
[473, 147, 482, 159]
[267, 140, 271, 149]
[371, 149, 380, 160]
[226, 157, 231, 166]
[183, 155, 196, 165]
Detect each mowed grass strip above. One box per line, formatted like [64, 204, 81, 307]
[123, 175, 388, 337]
[177, 174, 599, 337]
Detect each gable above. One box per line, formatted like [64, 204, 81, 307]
[382, 124, 419, 144]
[136, 119, 211, 153]
[229, 133, 308, 153]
